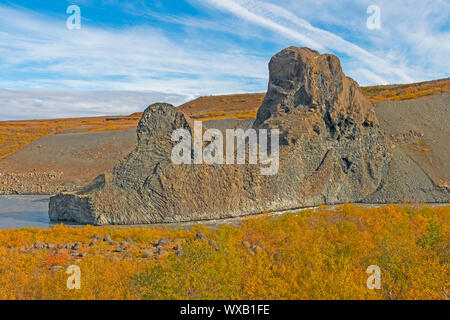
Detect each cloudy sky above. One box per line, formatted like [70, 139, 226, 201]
[0, 0, 449, 120]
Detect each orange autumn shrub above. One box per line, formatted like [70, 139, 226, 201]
[0, 248, 150, 300]
[0, 204, 448, 300]
[42, 251, 71, 268]
[136, 204, 449, 300]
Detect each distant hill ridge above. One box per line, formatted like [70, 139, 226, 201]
[179, 77, 450, 120]
[0, 77, 449, 162]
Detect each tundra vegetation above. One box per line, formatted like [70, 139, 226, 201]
[0, 204, 448, 300]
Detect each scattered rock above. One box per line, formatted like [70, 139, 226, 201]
[142, 249, 154, 258]
[34, 241, 45, 249]
[72, 242, 82, 251]
[195, 232, 205, 241]
[49, 266, 64, 272]
[71, 251, 88, 257]
[156, 247, 168, 255]
[93, 234, 102, 240]
[156, 239, 170, 247]
[114, 246, 125, 253]
[242, 240, 251, 249]
[60, 243, 71, 249]
[252, 243, 263, 254]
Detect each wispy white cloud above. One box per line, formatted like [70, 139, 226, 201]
[198, 0, 418, 84]
[196, 0, 324, 50]
[0, 89, 188, 120]
[0, 1, 448, 120]
[0, 3, 270, 119]
[205, 0, 449, 83]
[0, 4, 268, 93]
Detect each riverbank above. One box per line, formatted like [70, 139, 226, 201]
[2, 194, 449, 230]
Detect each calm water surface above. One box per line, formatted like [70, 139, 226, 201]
[0, 195, 313, 230]
[0, 195, 56, 229]
[0, 195, 271, 230]
[0, 195, 448, 230]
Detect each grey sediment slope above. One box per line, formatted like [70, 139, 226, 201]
[0, 129, 136, 195]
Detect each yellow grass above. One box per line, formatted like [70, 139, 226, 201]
[0, 204, 448, 300]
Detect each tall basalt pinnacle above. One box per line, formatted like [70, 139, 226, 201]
[49, 47, 396, 225]
[255, 46, 378, 132]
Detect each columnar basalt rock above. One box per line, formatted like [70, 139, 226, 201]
[252, 47, 391, 204]
[49, 46, 445, 225]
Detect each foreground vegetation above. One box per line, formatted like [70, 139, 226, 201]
[0, 204, 448, 300]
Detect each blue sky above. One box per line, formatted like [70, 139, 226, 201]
[0, 0, 449, 120]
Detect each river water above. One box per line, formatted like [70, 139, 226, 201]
[0, 195, 276, 230]
[0, 195, 314, 230]
[0, 195, 448, 230]
[0, 195, 55, 229]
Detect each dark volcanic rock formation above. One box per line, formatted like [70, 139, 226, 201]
[49, 47, 446, 225]
[252, 47, 390, 202]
